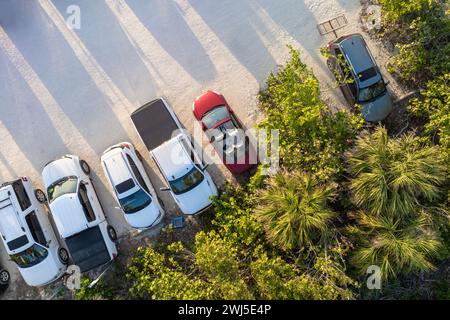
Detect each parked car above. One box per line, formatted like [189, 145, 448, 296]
[326, 33, 393, 122]
[0, 264, 10, 294]
[0, 177, 68, 287]
[101, 142, 165, 229]
[193, 91, 257, 174]
[131, 98, 218, 215]
[42, 156, 118, 273]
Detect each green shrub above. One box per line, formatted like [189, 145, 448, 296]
[408, 73, 450, 162]
[258, 47, 363, 181]
[379, 0, 433, 22]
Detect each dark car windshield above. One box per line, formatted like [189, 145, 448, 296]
[118, 189, 152, 214]
[10, 244, 48, 268]
[202, 106, 229, 129]
[47, 176, 78, 203]
[169, 167, 204, 195]
[358, 79, 387, 102]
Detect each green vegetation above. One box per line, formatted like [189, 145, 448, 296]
[408, 73, 450, 164]
[74, 42, 448, 300]
[254, 170, 337, 251]
[345, 128, 447, 280]
[380, 0, 449, 84]
[346, 127, 447, 218]
[258, 46, 363, 181]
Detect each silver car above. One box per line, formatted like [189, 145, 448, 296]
[326, 33, 393, 122]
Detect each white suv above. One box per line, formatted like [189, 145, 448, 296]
[101, 142, 165, 229]
[152, 133, 218, 215]
[0, 177, 68, 287]
[42, 155, 118, 273]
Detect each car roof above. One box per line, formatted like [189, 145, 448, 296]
[152, 135, 194, 181]
[102, 149, 133, 187]
[337, 34, 381, 87]
[50, 194, 88, 238]
[339, 35, 375, 74]
[0, 186, 30, 252]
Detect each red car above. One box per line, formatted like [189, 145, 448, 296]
[193, 91, 256, 174]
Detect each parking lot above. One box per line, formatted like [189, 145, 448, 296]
[0, 0, 407, 299]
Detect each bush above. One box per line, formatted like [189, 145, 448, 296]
[408, 73, 450, 162]
[254, 170, 337, 251]
[383, 1, 450, 84]
[258, 47, 363, 181]
[379, 0, 433, 22]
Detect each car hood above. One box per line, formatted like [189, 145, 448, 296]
[19, 253, 63, 287]
[50, 194, 88, 238]
[360, 91, 393, 122]
[42, 157, 78, 187]
[174, 178, 217, 215]
[124, 202, 162, 229]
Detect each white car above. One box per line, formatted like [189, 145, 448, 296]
[42, 155, 118, 273]
[0, 177, 68, 287]
[101, 142, 164, 229]
[152, 133, 218, 215]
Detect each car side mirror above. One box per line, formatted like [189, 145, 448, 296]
[385, 80, 390, 86]
[45, 240, 51, 247]
[202, 164, 209, 170]
[160, 187, 170, 192]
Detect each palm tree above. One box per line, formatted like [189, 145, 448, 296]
[253, 170, 336, 251]
[351, 211, 441, 280]
[347, 127, 446, 218]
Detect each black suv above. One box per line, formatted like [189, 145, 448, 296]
[326, 33, 393, 122]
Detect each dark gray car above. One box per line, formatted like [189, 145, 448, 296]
[326, 33, 393, 122]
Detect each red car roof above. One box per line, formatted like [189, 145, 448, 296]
[193, 91, 228, 120]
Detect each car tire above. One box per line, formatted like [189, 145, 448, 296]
[79, 160, 91, 175]
[34, 189, 47, 203]
[58, 248, 70, 265]
[0, 270, 10, 284]
[107, 225, 117, 242]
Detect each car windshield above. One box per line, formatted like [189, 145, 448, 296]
[202, 106, 229, 129]
[169, 166, 204, 195]
[47, 176, 78, 203]
[10, 244, 48, 268]
[358, 79, 387, 102]
[118, 188, 152, 214]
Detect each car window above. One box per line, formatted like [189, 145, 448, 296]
[10, 244, 48, 268]
[25, 211, 46, 246]
[116, 178, 135, 194]
[201, 106, 229, 128]
[169, 166, 204, 195]
[118, 189, 152, 214]
[78, 183, 96, 222]
[12, 180, 31, 211]
[6, 235, 29, 251]
[47, 176, 78, 203]
[126, 155, 149, 194]
[358, 79, 387, 102]
[358, 67, 377, 82]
